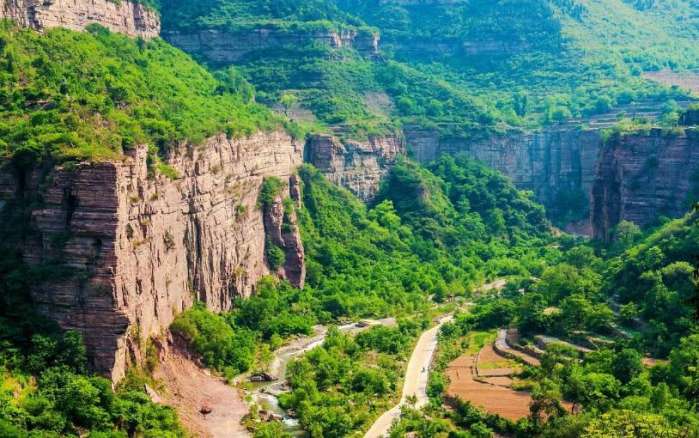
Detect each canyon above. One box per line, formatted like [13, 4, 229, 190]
[407, 106, 699, 235]
[0, 132, 304, 381]
[0, 1, 698, 384]
[0, 0, 160, 38]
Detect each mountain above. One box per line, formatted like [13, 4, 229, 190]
[0, 1, 697, 437]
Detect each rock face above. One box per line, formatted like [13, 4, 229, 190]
[591, 128, 699, 241]
[305, 133, 405, 201]
[261, 175, 306, 289]
[0, 0, 160, 38]
[406, 125, 602, 230]
[164, 26, 379, 65]
[0, 131, 303, 381]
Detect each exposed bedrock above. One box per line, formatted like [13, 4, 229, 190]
[592, 128, 699, 241]
[0, 131, 303, 381]
[305, 133, 406, 202]
[406, 125, 602, 233]
[262, 175, 306, 289]
[163, 26, 379, 65]
[0, 0, 160, 38]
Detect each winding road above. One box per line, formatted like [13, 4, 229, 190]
[364, 315, 453, 438]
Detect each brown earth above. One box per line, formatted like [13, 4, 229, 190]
[152, 344, 250, 438]
[446, 354, 533, 420]
[475, 344, 522, 377]
[644, 70, 699, 94]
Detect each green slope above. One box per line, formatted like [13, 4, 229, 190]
[0, 22, 285, 167]
[160, 0, 696, 136]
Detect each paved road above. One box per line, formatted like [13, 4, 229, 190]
[364, 315, 453, 438]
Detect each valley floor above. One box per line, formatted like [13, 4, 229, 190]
[365, 315, 453, 438]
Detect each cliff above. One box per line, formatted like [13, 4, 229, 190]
[406, 125, 601, 231]
[0, 0, 160, 38]
[262, 175, 306, 289]
[163, 25, 379, 66]
[592, 128, 699, 241]
[305, 133, 405, 201]
[0, 131, 303, 381]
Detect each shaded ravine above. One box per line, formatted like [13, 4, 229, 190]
[364, 315, 453, 438]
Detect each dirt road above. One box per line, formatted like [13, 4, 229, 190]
[364, 315, 453, 438]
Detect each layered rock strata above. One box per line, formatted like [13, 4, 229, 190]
[305, 133, 405, 201]
[164, 26, 379, 65]
[0, 131, 303, 381]
[262, 175, 306, 289]
[0, 0, 160, 38]
[592, 128, 699, 241]
[406, 125, 601, 231]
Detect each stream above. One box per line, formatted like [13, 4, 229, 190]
[245, 319, 396, 430]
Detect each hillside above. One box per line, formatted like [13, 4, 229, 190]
[160, 0, 697, 135]
[0, 22, 285, 167]
[0, 2, 697, 438]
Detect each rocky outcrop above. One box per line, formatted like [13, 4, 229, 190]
[164, 26, 379, 65]
[406, 125, 602, 230]
[261, 175, 305, 289]
[0, 0, 160, 38]
[0, 131, 303, 381]
[305, 133, 405, 201]
[591, 128, 699, 241]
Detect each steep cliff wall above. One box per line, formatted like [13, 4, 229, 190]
[592, 128, 699, 241]
[0, 0, 160, 38]
[305, 133, 405, 201]
[406, 125, 601, 231]
[262, 175, 306, 288]
[163, 26, 379, 65]
[0, 131, 303, 381]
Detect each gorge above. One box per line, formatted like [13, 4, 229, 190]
[1, 1, 699, 437]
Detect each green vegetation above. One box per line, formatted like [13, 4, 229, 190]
[0, 22, 283, 168]
[0, 282, 184, 436]
[279, 321, 424, 437]
[392, 208, 699, 437]
[160, 0, 695, 138]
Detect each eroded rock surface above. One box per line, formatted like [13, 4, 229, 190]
[164, 26, 379, 65]
[0, 0, 160, 38]
[262, 175, 306, 289]
[406, 125, 601, 230]
[592, 128, 699, 241]
[305, 133, 405, 201]
[0, 131, 303, 381]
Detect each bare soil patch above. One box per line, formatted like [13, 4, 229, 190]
[644, 70, 699, 94]
[153, 344, 250, 438]
[446, 354, 533, 421]
[476, 344, 522, 377]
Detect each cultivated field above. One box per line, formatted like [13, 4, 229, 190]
[446, 352, 533, 420]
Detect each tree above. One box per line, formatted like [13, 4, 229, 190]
[280, 92, 298, 117]
[612, 349, 643, 384]
[582, 409, 682, 437]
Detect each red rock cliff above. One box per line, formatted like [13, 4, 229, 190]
[0, 0, 160, 38]
[305, 133, 405, 201]
[0, 131, 303, 381]
[592, 128, 699, 241]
